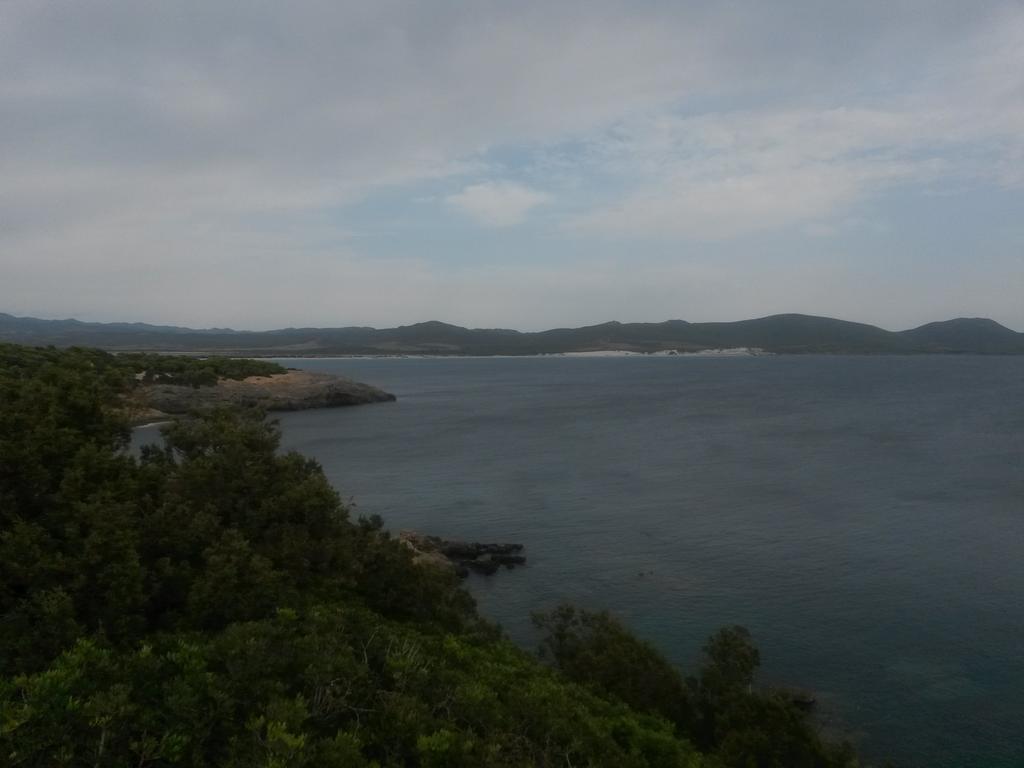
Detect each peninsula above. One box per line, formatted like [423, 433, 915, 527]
[2, 348, 401, 425]
[133, 368, 395, 425]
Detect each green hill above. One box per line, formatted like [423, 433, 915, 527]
[3, 311, 1021, 355]
[898, 317, 1024, 353]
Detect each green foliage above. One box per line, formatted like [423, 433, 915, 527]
[117, 352, 286, 388]
[0, 342, 859, 767]
[2, 607, 707, 767]
[699, 625, 760, 698]
[0, 344, 131, 519]
[531, 611, 858, 768]
[532, 604, 696, 735]
[690, 626, 856, 767]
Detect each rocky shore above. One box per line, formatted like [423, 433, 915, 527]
[399, 531, 526, 578]
[131, 370, 395, 424]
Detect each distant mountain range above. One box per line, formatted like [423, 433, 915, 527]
[2, 312, 1023, 356]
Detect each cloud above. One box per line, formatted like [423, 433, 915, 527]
[445, 181, 550, 227]
[568, 54, 1024, 239]
[570, 162, 886, 239]
[567, 109, 936, 239]
[1, 1, 1022, 329]
[564, 6, 1024, 240]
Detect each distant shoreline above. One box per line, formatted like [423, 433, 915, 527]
[5, 312, 1023, 355]
[265, 348, 772, 360]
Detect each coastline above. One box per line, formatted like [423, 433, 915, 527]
[265, 347, 772, 360]
[127, 369, 396, 425]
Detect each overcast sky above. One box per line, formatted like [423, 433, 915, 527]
[2, 1, 1023, 330]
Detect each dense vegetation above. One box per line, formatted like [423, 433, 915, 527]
[118, 352, 285, 388]
[0, 343, 284, 395]
[1, 343, 860, 766]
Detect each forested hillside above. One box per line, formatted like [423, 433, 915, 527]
[4, 311, 1023, 355]
[1, 343, 859, 767]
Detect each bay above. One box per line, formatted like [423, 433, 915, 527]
[250, 355, 1020, 766]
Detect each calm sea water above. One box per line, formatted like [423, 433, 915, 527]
[142, 355, 1024, 766]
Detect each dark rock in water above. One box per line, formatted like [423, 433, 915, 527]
[466, 558, 501, 575]
[399, 531, 525, 578]
[491, 553, 527, 567]
[438, 540, 480, 559]
[439, 539, 524, 559]
[791, 693, 816, 710]
[753, 683, 817, 710]
[478, 542, 525, 555]
[779, 687, 817, 710]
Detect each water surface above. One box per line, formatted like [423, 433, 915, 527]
[263, 356, 1024, 767]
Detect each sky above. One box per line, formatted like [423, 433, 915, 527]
[2, 0, 1023, 331]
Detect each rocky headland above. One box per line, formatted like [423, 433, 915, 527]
[399, 531, 526, 578]
[131, 369, 395, 424]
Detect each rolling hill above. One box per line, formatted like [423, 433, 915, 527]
[2, 312, 1022, 356]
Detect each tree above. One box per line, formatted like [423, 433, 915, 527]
[699, 625, 760, 697]
[533, 604, 696, 737]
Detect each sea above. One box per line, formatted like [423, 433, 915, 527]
[135, 354, 1024, 766]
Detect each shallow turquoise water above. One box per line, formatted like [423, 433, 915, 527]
[257, 355, 1023, 766]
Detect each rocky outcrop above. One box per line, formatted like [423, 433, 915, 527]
[399, 531, 526, 578]
[784, 688, 817, 710]
[136, 370, 395, 420]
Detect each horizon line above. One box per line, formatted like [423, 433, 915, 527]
[2, 310, 1022, 335]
